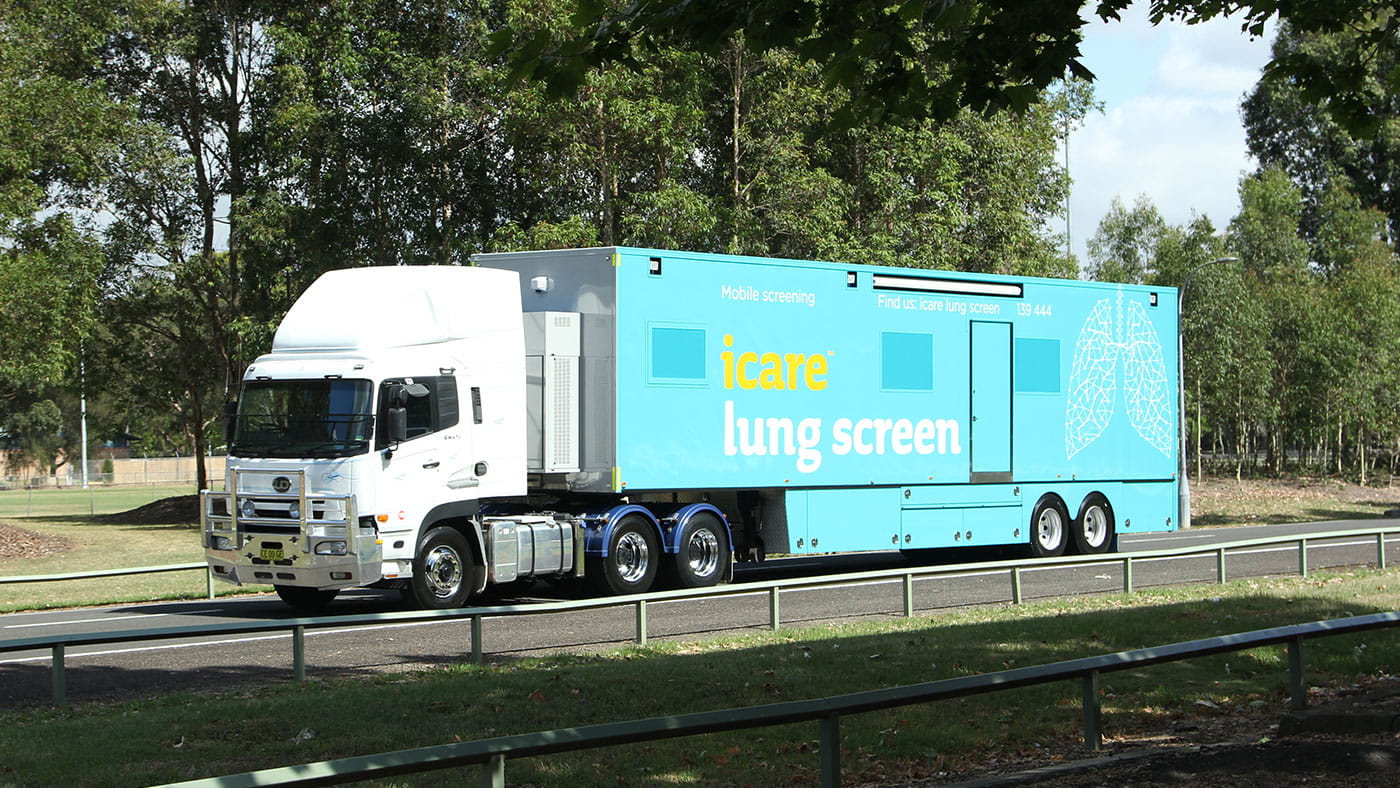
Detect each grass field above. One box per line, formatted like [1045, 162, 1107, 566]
[0, 569, 1395, 786]
[0, 484, 196, 519]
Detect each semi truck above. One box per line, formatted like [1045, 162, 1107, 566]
[201, 246, 1182, 610]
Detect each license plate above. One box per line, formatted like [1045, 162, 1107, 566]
[260, 548, 285, 562]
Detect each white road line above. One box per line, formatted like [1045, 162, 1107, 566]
[2, 609, 223, 630]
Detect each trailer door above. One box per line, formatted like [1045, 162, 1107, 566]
[970, 321, 1012, 481]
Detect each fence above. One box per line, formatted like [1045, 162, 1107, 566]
[152, 611, 1400, 787]
[0, 455, 225, 490]
[4, 524, 1399, 708]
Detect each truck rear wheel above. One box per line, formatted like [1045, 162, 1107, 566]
[409, 527, 475, 609]
[1072, 494, 1115, 554]
[274, 585, 338, 612]
[589, 516, 660, 595]
[1029, 494, 1069, 557]
[668, 513, 731, 589]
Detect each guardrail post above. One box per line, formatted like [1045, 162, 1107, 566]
[471, 615, 484, 664]
[1082, 670, 1102, 750]
[1378, 533, 1387, 570]
[636, 600, 648, 647]
[902, 574, 914, 617]
[819, 713, 841, 788]
[1216, 548, 1226, 584]
[1288, 636, 1307, 710]
[480, 753, 505, 788]
[1298, 538, 1308, 578]
[1011, 567, 1023, 604]
[770, 587, 781, 631]
[1123, 556, 1133, 594]
[52, 644, 65, 705]
[292, 626, 306, 682]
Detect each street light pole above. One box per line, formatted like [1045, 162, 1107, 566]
[1177, 256, 1239, 529]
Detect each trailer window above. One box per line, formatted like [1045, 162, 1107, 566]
[881, 332, 934, 391]
[1015, 338, 1060, 393]
[649, 325, 707, 383]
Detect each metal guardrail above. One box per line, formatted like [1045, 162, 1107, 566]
[153, 610, 1400, 788]
[0, 562, 211, 594]
[2, 525, 1398, 707]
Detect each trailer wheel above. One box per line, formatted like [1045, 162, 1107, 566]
[1029, 495, 1069, 557]
[589, 516, 660, 595]
[409, 527, 475, 609]
[668, 513, 731, 589]
[274, 585, 338, 612]
[1072, 494, 1115, 554]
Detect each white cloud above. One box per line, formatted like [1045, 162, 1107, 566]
[1066, 9, 1273, 267]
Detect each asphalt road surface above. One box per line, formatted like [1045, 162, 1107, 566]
[1, 519, 1396, 706]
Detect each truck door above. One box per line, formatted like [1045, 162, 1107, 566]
[970, 321, 1012, 481]
[375, 376, 467, 532]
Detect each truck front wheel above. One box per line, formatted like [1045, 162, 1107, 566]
[668, 513, 731, 589]
[409, 527, 475, 609]
[589, 516, 660, 596]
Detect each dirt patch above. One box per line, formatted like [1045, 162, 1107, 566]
[0, 522, 73, 560]
[1190, 477, 1400, 526]
[92, 495, 200, 526]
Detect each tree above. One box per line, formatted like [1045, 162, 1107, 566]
[1242, 19, 1400, 247]
[502, 0, 1400, 137]
[1085, 195, 1167, 284]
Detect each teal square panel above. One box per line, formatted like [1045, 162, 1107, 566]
[1015, 338, 1060, 393]
[882, 331, 933, 391]
[650, 326, 707, 381]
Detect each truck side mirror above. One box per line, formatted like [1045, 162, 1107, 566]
[223, 400, 239, 445]
[385, 407, 408, 444]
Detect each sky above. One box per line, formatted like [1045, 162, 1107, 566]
[1067, 6, 1275, 266]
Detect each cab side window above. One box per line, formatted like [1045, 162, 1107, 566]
[378, 376, 459, 446]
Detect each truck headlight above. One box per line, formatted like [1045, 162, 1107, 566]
[315, 541, 347, 556]
[212, 536, 234, 551]
[240, 498, 257, 518]
[287, 504, 301, 520]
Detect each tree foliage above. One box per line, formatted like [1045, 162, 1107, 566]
[503, 0, 1400, 137]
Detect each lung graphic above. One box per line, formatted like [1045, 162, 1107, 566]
[1065, 290, 1173, 459]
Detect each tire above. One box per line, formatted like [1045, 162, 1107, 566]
[667, 513, 732, 589]
[274, 585, 338, 612]
[588, 515, 661, 596]
[1029, 494, 1070, 557]
[409, 527, 476, 609]
[1072, 494, 1115, 554]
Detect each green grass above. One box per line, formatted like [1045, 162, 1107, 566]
[0, 569, 1396, 787]
[0, 518, 220, 611]
[0, 484, 195, 519]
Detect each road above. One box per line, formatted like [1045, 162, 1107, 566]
[1, 520, 1396, 706]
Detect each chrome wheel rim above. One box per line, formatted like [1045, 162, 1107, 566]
[423, 545, 464, 599]
[615, 530, 651, 584]
[685, 526, 721, 578]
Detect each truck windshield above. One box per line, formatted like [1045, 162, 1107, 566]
[230, 379, 375, 459]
